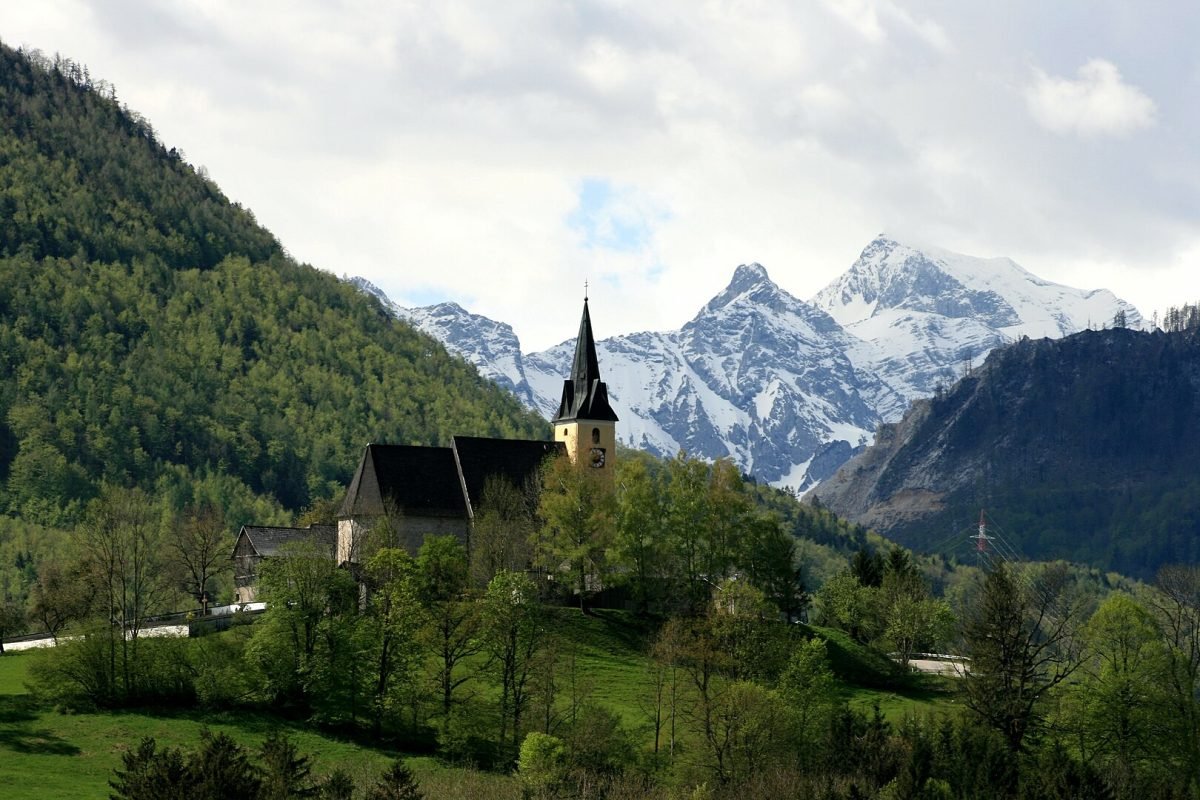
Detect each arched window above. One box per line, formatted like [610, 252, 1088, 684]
[591, 427, 600, 444]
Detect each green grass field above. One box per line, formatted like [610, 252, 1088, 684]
[0, 651, 520, 799]
[0, 611, 958, 798]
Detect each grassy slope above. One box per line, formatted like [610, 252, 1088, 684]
[0, 652, 519, 800]
[801, 624, 960, 720]
[0, 613, 958, 799]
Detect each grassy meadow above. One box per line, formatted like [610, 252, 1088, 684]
[0, 647, 522, 799]
[0, 611, 959, 799]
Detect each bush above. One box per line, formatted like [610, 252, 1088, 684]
[564, 704, 635, 779]
[518, 732, 566, 798]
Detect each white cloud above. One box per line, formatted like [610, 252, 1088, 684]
[821, 0, 952, 53]
[2, 3, 1196, 351]
[1025, 59, 1157, 137]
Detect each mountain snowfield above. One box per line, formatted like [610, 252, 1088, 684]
[352, 235, 1141, 490]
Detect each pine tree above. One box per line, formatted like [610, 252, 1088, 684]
[188, 729, 262, 800]
[364, 760, 424, 800]
[258, 731, 317, 799]
[109, 737, 188, 800]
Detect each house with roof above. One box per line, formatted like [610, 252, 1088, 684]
[233, 524, 337, 603]
[232, 297, 619, 595]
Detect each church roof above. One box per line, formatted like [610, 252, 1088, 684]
[236, 525, 336, 558]
[339, 444, 468, 518]
[553, 298, 619, 423]
[452, 436, 564, 518]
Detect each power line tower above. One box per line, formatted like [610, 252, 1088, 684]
[970, 509, 995, 567]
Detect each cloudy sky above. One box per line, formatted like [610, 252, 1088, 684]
[5, 1, 1198, 350]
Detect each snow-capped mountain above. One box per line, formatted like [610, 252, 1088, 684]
[811, 235, 1143, 408]
[523, 264, 901, 487]
[354, 235, 1140, 489]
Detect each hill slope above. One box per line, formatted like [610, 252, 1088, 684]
[812, 327, 1200, 578]
[0, 44, 547, 524]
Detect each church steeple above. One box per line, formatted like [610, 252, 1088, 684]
[553, 297, 618, 469]
[554, 298, 618, 423]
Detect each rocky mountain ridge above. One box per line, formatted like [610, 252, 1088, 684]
[357, 235, 1140, 489]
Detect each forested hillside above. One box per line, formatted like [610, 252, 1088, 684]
[0, 43, 547, 528]
[814, 324, 1200, 578]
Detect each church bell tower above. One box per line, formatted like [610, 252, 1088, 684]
[553, 295, 618, 469]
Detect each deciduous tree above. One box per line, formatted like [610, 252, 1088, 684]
[29, 559, 90, 642]
[482, 570, 545, 759]
[534, 454, 615, 612]
[417, 536, 483, 722]
[77, 484, 170, 702]
[364, 547, 424, 735]
[166, 503, 228, 616]
[612, 457, 666, 614]
[470, 476, 537, 588]
[1147, 564, 1200, 791]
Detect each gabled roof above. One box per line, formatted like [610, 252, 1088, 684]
[236, 525, 337, 558]
[338, 443, 468, 518]
[554, 298, 619, 423]
[452, 436, 564, 518]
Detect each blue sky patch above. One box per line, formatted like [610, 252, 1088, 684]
[567, 178, 666, 252]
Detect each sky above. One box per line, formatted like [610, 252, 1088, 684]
[4, 1, 1199, 350]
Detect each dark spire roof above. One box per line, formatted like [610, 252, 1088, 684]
[554, 299, 619, 423]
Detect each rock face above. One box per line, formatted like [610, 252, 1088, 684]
[812, 328, 1200, 578]
[355, 235, 1140, 490]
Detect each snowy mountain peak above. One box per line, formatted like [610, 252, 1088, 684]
[700, 262, 802, 320]
[424, 300, 467, 314]
[345, 275, 392, 306]
[731, 261, 771, 286]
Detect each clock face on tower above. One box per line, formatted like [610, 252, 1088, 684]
[589, 447, 606, 468]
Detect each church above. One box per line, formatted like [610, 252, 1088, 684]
[233, 297, 618, 602]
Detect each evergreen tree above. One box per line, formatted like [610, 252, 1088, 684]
[319, 769, 356, 800]
[364, 760, 424, 800]
[188, 729, 262, 800]
[109, 737, 188, 800]
[258, 731, 317, 800]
